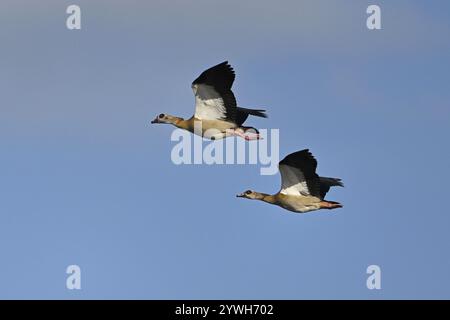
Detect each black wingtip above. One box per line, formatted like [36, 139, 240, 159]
[192, 61, 235, 88]
[279, 149, 317, 169]
[217, 61, 231, 69]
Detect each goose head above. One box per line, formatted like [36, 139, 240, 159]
[236, 190, 265, 200]
[151, 113, 182, 125]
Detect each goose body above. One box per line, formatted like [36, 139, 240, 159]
[237, 149, 343, 214]
[161, 116, 238, 140]
[151, 61, 267, 140]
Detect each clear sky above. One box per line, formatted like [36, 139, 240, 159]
[1, 0, 449, 299]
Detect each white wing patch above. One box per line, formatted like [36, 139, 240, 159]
[279, 165, 311, 196]
[192, 84, 227, 120]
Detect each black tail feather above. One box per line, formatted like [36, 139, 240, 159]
[235, 107, 267, 126]
[237, 107, 267, 118]
[319, 177, 344, 199]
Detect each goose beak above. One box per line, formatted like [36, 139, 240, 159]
[151, 117, 159, 124]
[236, 193, 245, 198]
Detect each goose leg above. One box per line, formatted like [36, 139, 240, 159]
[319, 201, 343, 210]
[228, 128, 262, 140]
[243, 132, 261, 140]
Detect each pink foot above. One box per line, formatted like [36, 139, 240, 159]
[227, 128, 262, 140]
[243, 133, 261, 140]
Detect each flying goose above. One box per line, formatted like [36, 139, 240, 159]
[151, 61, 267, 140]
[237, 149, 343, 213]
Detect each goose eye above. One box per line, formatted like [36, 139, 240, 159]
[158, 114, 164, 119]
[245, 190, 252, 195]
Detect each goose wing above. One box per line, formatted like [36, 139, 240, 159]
[192, 61, 237, 122]
[279, 149, 321, 197]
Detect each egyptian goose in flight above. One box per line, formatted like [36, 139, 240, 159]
[151, 61, 267, 140]
[237, 149, 343, 213]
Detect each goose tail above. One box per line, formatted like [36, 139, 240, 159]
[237, 107, 267, 118]
[319, 177, 344, 188]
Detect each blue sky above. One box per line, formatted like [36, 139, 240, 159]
[1, 0, 450, 299]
